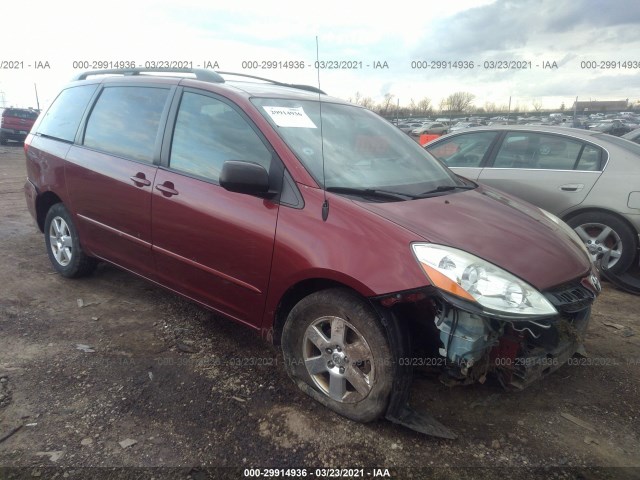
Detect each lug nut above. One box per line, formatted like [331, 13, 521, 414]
[326, 348, 333, 354]
[336, 346, 342, 352]
[328, 361, 335, 368]
[339, 367, 345, 374]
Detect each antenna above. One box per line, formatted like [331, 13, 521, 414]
[316, 36, 329, 221]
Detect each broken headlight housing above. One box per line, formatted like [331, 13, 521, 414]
[412, 243, 557, 319]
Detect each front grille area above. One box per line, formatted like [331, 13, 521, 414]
[544, 279, 596, 313]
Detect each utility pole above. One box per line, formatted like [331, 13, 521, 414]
[34, 84, 40, 111]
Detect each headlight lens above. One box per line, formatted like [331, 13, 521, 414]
[539, 209, 590, 260]
[412, 243, 557, 318]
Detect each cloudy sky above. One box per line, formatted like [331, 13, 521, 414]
[2, 0, 640, 112]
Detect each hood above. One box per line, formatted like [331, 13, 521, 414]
[356, 185, 590, 291]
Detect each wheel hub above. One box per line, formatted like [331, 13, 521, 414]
[331, 351, 346, 367]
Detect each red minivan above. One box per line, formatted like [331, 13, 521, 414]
[24, 69, 599, 437]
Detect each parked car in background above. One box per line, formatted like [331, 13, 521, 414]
[23, 68, 599, 437]
[0, 108, 39, 145]
[425, 125, 640, 273]
[411, 122, 448, 136]
[397, 122, 423, 134]
[589, 120, 632, 136]
[449, 122, 480, 133]
[622, 128, 640, 145]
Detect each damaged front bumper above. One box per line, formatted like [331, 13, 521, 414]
[377, 272, 599, 439]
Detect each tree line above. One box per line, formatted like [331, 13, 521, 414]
[346, 92, 638, 117]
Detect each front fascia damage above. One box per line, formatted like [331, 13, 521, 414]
[373, 272, 599, 438]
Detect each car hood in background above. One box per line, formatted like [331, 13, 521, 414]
[356, 186, 590, 291]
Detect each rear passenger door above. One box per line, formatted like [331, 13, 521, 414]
[65, 84, 173, 278]
[478, 131, 605, 214]
[151, 89, 280, 327]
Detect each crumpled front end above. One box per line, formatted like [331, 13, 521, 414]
[378, 271, 599, 438]
[434, 277, 595, 389]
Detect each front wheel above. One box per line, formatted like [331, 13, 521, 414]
[44, 203, 97, 278]
[567, 212, 637, 274]
[282, 289, 394, 423]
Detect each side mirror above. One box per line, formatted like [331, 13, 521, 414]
[220, 160, 273, 197]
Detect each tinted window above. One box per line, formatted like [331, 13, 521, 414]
[37, 85, 98, 142]
[493, 132, 584, 170]
[170, 92, 271, 182]
[84, 86, 169, 162]
[426, 132, 498, 167]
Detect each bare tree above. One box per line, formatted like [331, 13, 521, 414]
[360, 97, 375, 109]
[349, 91, 362, 105]
[484, 101, 497, 114]
[442, 92, 475, 113]
[417, 97, 432, 115]
[531, 99, 543, 112]
[379, 93, 395, 115]
[559, 102, 566, 111]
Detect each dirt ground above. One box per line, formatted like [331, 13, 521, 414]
[1, 144, 639, 480]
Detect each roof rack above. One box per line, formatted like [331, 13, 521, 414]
[72, 68, 225, 83]
[70, 68, 326, 95]
[217, 71, 326, 95]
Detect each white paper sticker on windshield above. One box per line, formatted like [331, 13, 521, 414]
[262, 106, 317, 128]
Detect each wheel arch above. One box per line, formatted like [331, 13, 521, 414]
[270, 278, 366, 346]
[36, 191, 63, 232]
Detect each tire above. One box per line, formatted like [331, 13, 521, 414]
[566, 212, 638, 274]
[44, 203, 97, 278]
[282, 288, 394, 423]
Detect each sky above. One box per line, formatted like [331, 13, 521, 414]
[1, 0, 640, 113]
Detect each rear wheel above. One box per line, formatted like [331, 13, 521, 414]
[282, 289, 394, 423]
[567, 212, 637, 273]
[44, 203, 97, 278]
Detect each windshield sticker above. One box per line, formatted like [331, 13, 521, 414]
[262, 106, 317, 128]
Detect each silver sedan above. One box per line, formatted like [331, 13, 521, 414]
[425, 125, 640, 273]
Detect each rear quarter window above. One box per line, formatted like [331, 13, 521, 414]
[37, 85, 98, 142]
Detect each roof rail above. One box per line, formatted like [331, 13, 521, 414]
[216, 71, 326, 95]
[72, 68, 225, 83]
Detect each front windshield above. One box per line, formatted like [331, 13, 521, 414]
[252, 98, 463, 196]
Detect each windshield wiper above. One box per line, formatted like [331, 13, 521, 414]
[417, 184, 476, 197]
[326, 187, 417, 201]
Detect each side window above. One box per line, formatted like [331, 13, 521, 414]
[575, 144, 603, 171]
[493, 132, 582, 170]
[84, 86, 170, 163]
[426, 132, 497, 167]
[169, 92, 272, 182]
[36, 84, 98, 142]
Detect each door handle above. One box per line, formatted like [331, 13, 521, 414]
[560, 184, 584, 192]
[155, 182, 179, 196]
[130, 173, 151, 187]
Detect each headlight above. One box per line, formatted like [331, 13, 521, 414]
[412, 243, 557, 318]
[538, 209, 590, 260]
